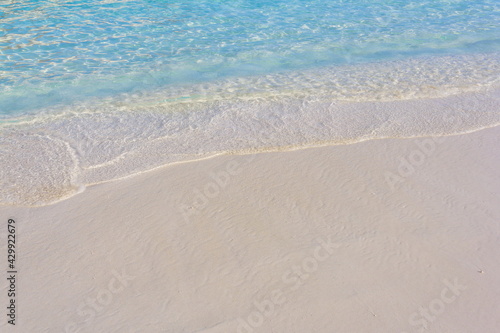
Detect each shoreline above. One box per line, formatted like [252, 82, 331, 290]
[2, 86, 500, 207]
[3, 121, 500, 209]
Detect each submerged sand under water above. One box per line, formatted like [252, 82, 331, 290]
[1, 53, 499, 206]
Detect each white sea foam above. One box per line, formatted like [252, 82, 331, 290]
[1, 53, 499, 206]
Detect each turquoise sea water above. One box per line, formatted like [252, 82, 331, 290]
[2, 0, 499, 116]
[1, 0, 500, 205]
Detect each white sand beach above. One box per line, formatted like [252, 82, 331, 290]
[2, 0, 500, 332]
[1, 125, 499, 332]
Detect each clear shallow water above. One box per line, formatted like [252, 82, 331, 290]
[2, 0, 500, 115]
[1, 0, 500, 205]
